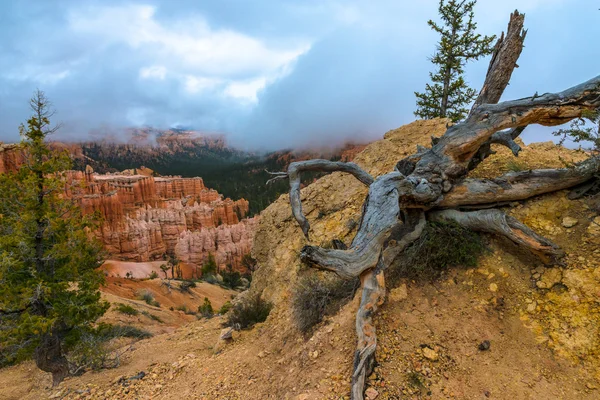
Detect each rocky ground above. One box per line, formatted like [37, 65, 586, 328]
[1, 119, 599, 399]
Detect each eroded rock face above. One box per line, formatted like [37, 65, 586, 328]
[64, 169, 254, 271]
[0, 144, 26, 173]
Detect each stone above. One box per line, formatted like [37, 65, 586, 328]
[536, 268, 562, 289]
[389, 283, 408, 302]
[365, 387, 379, 399]
[562, 217, 578, 228]
[422, 347, 439, 361]
[489, 283, 498, 292]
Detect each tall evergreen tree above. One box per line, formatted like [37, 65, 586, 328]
[0, 90, 108, 385]
[415, 0, 495, 122]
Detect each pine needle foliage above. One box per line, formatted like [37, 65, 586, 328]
[415, 0, 495, 122]
[0, 91, 108, 385]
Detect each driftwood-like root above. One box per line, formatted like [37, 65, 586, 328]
[351, 260, 385, 400]
[440, 156, 600, 208]
[429, 209, 564, 264]
[284, 160, 374, 238]
[301, 173, 403, 279]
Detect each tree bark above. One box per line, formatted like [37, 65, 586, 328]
[429, 209, 563, 264]
[35, 331, 70, 387]
[471, 10, 527, 110]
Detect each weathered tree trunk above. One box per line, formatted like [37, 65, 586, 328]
[35, 331, 70, 387]
[272, 10, 600, 400]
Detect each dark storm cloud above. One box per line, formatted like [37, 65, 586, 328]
[0, 0, 598, 148]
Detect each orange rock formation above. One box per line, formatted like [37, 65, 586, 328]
[68, 169, 253, 270]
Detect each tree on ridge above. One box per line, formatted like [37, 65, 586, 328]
[415, 0, 496, 121]
[0, 90, 108, 385]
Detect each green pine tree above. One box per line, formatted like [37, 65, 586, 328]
[415, 0, 495, 122]
[201, 252, 217, 276]
[0, 90, 109, 385]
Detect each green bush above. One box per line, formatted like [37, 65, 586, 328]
[115, 303, 139, 316]
[198, 297, 214, 318]
[142, 311, 163, 323]
[291, 274, 358, 334]
[506, 160, 527, 172]
[175, 304, 195, 315]
[218, 301, 232, 315]
[179, 280, 197, 293]
[387, 220, 486, 285]
[226, 293, 272, 329]
[221, 265, 241, 289]
[148, 271, 159, 279]
[202, 253, 217, 276]
[138, 290, 160, 307]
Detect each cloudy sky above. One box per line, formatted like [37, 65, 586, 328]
[0, 0, 598, 149]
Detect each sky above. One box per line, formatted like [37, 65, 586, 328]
[0, 0, 598, 150]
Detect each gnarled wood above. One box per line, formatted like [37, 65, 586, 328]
[471, 10, 527, 110]
[439, 156, 600, 207]
[279, 160, 374, 238]
[351, 210, 425, 400]
[351, 260, 385, 400]
[429, 209, 563, 264]
[301, 173, 402, 279]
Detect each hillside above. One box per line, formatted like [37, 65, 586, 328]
[1, 120, 599, 399]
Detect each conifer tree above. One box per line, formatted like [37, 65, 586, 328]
[415, 0, 495, 121]
[0, 90, 108, 385]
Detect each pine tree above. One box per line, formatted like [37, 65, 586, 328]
[201, 252, 217, 276]
[415, 0, 495, 122]
[0, 90, 108, 385]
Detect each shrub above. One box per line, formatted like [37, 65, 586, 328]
[218, 301, 232, 315]
[148, 271, 159, 279]
[226, 293, 272, 329]
[387, 220, 486, 285]
[175, 304, 195, 315]
[179, 280, 197, 293]
[202, 253, 217, 276]
[221, 265, 242, 289]
[198, 297, 214, 318]
[115, 303, 139, 316]
[203, 274, 219, 285]
[291, 274, 358, 334]
[241, 254, 258, 273]
[506, 160, 527, 172]
[67, 333, 119, 372]
[66, 324, 152, 373]
[142, 311, 163, 323]
[138, 290, 160, 307]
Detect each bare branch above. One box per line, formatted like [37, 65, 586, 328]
[429, 209, 564, 264]
[471, 10, 527, 111]
[285, 160, 374, 238]
[440, 156, 600, 207]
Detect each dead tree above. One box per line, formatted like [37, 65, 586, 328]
[268, 10, 600, 399]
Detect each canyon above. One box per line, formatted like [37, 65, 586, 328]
[1, 142, 256, 273]
[69, 167, 257, 272]
[2, 130, 366, 274]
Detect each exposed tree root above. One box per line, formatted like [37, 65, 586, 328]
[351, 259, 386, 400]
[429, 209, 564, 264]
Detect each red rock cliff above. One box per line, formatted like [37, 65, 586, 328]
[68, 170, 255, 271]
